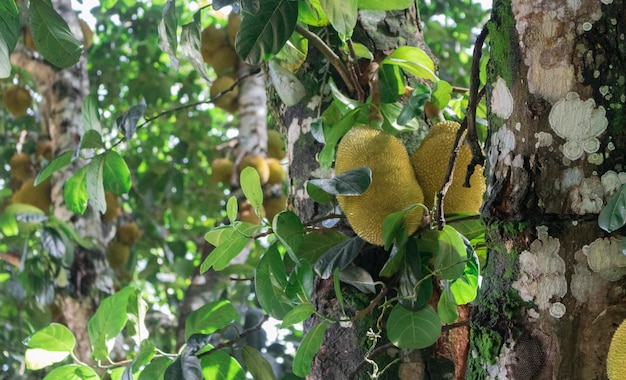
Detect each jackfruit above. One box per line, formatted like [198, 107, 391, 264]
[118, 222, 142, 246]
[267, 158, 286, 184]
[35, 140, 53, 162]
[10, 153, 33, 181]
[411, 120, 485, 214]
[11, 178, 52, 212]
[335, 127, 424, 246]
[107, 240, 130, 270]
[239, 154, 270, 184]
[210, 76, 239, 114]
[3, 86, 32, 117]
[211, 158, 234, 184]
[238, 200, 265, 224]
[103, 191, 120, 222]
[267, 129, 287, 160]
[608, 318, 626, 380]
[226, 12, 241, 48]
[201, 25, 227, 64]
[211, 46, 239, 77]
[264, 195, 287, 222]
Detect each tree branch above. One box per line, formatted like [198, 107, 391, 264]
[197, 314, 269, 359]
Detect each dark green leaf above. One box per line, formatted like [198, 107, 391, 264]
[386, 304, 441, 349]
[164, 354, 202, 380]
[425, 226, 466, 280]
[398, 239, 431, 310]
[236, 0, 298, 64]
[599, 184, 626, 232]
[157, 0, 179, 69]
[437, 284, 458, 323]
[378, 63, 404, 103]
[319, 0, 357, 35]
[379, 244, 405, 278]
[308, 167, 371, 196]
[293, 321, 328, 377]
[241, 167, 264, 212]
[201, 348, 247, 380]
[0, 0, 19, 78]
[296, 231, 348, 264]
[255, 244, 292, 319]
[131, 340, 156, 374]
[103, 151, 131, 194]
[382, 204, 417, 250]
[285, 261, 314, 302]
[86, 155, 106, 214]
[339, 266, 376, 294]
[447, 214, 485, 241]
[319, 108, 362, 169]
[397, 83, 430, 126]
[138, 357, 172, 380]
[305, 182, 334, 203]
[36, 151, 73, 186]
[79, 130, 104, 150]
[273, 211, 305, 263]
[181, 11, 211, 83]
[116, 99, 146, 140]
[281, 302, 316, 328]
[184, 300, 238, 340]
[314, 236, 364, 279]
[184, 333, 213, 355]
[82, 94, 102, 133]
[64, 166, 89, 214]
[41, 227, 66, 259]
[29, 0, 82, 68]
[358, 0, 411, 10]
[241, 345, 276, 380]
[42, 364, 99, 380]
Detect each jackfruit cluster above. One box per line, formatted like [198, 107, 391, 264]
[8, 147, 53, 212]
[608, 318, 626, 380]
[335, 127, 425, 246]
[202, 13, 241, 114]
[108, 222, 142, 270]
[3, 86, 32, 118]
[411, 120, 485, 214]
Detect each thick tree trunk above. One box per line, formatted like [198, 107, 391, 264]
[11, 0, 111, 363]
[469, 0, 626, 378]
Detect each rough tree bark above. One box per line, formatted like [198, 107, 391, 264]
[469, 0, 626, 378]
[10, 0, 111, 363]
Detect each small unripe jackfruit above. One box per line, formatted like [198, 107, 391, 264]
[108, 241, 130, 270]
[226, 12, 241, 48]
[118, 222, 142, 246]
[3, 86, 32, 117]
[12, 178, 52, 212]
[103, 191, 120, 222]
[239, 154, 270, 184]
[266, 158, 286, 184]
[335, 127, 424, 246]
[10, 153, 33, 181]
[238, 200, 265, 224]
[211, 46, 239, 77]
[264, 195, 287, 222]
[36, 140, 53, 162]
[608, 318, 626, 380]
[201, 25, 227, 64]
[210, 76, 239, 113]
[211, 158, 234, 184]
[411, 120, 485, 214]
[267, 129, 286, 160]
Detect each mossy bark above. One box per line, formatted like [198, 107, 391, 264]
[470, 0, 626, 378]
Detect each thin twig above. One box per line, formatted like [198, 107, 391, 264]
[351, 285, 389, 322]
[197, 314, 269, 359]
[295, 23, 360, 97]
[348, 342, 395, 380]
[442, 319, 471, 332]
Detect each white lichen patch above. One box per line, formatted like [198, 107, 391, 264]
[491, 77, 514, 119]
[559, 167, 584, 193]
[548, 92, 608, 160]
[534, 131, 553, 148]
[549, 302, 566, 318]
[601, 170, 626, 196]
[584, 237, 626, 281]
[512, 226, 567, 311]
[571, 249, 608, 303]
[488, 126, 516, 171]
[569, 176, 604, 214]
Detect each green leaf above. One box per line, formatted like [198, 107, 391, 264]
[116, 99, 146, 140]
[429, 226, 466, 280]
[351, 43, 373, 60]
[599, 184, 626, 232]
[450, 250, 480, 305]
[131, 340, 156, 374]
[319, 0, 357, 36]
[314, 236, 364, 279]
[379, 244, 405, 277]
[0, 0, 19, 78]
[319, 107, 363, 170]
[255, 244, 292, 319]
[64, 166, 89, 214]
[431, 80, 452, 110]
[297, 0, 329, 27]
[382, 204, 417, 250]
[184, 300, 238, 340]
[138, 357, 172, 380]
[241, 345, 276, 380]
[86, 155, 106, 214]
[88, 286, 136, 360]
[447, 214, 485, 241]
[437, 284, 458, 324]
[281, 302, 316, 328]
[201, 349, 246, 380]
[82, 94, 102, 133]
[79, 130, 104, 150]
[240, 167, 264, 212]
[305, 182, 334, 203]
[236, 0, 298, 65]
[296, 231, 348, 264]
[398, 239, 431, 310]
[285, 263, 314, 303]
[273, 211, 305, 263]
[23, 323, 76, 370]
[380, 102, 422, 134]
[165, 354, 202, 380]
[333, 267, 345, 314]
[36, 151, 73, 186]
[268, 59, 306, 106]
[378, 63, 404, 103]
[103, 151, 132, 195]
[127, 292, 149, 346]
[29, 0, 83, 68]
[308, 167, 371, 196]
[397, 83, 430, 126]
[358, 0, 411, 10]
[200, 227, 250, 272]
[181, 11, 211, 84]
[382, 46, 437, 81]
[227, 196, 238, 223]
[0, 212, 19, 237]
[41, 227, 66, 259]
[43, 364, 99, 380]
[293, 321, 329, 377]
[157, 0, 179, 69]
[339, 266, 376, 294]
[387, 304, 441, 349]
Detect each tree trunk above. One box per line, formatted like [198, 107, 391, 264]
[11, 0, 111, 364]
[469, 0, 626, 378]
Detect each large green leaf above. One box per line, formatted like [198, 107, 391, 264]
[24, 323, 76, 370]
[241, 345, 276, 380]
[86, 155, 106, 214]
[450, 250, 480, 305]
[308, 167, 371, 196]
[64, 166, 89, 214]
[358, 0, 412, 10]
[201, 227, 250, 272]
[0, 0, 19, 78]
[273, 211, 305, 263]
[36, 151, 73, 186]
[255, 244, 292, 319]
[157, 0, 179, 69]
[181, 11, 211, 83]
[381, 204, 418, 250]
[236, 0, 298, 65]
[281, 302, 316, 328]
[184, 300, 238, 340]
[138, 357, 173, 380]
[293, 321, 329, 377]
[319, 0, 358, 35]
[103, 151, 132, 195]
[82, 94, 102, 133]
[599, 184, 626, 232]
[430, 225, 466, 280]
[43, 364, 99, 380]
[314, 236, 364, 279]
[241, 167, 264, 212]
[201, 349, 246, 380]
[29, 0, 83, 68]
[387, 304, 441, 349]
[382, 46, 437, 81]
[296, 231, 348, 264]
[437, 284, 458, 324]
[297, 0, 329, 27]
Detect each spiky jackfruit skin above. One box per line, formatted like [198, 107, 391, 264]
[335, 127, 424, 246]
[201, 26, 227, 64]
[264, 194, 287, 222]
[118, 222, 142, 246]
[3, 86, 32, 117]
[104, 191, 120, 222]
[210, 76, 239, 113]
[267, 129, 287, 160]
[10, 153, 33, 181]
[608, 319, 626, 380]
[239, 154, 270, 184]
[12, 178, 52, 212]
[211, 158, 234, 184]
[411, 120, 485, 214]
[266, 158, 286, 184]
[108, 240, 130, 270]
